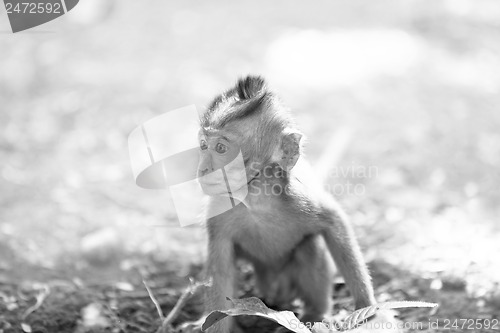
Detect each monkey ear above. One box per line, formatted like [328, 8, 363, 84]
[278, 131, 302, 171]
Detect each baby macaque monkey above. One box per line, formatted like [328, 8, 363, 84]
[197, 76, 375, 333]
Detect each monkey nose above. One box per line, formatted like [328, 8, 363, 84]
[200, 168, 212, 176]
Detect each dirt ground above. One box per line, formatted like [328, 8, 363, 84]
[1, 0, 500, 332]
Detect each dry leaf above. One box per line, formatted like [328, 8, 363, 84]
[202, 297, 311, 333]
[342, 301, 438, 331]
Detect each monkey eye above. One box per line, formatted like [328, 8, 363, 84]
[200, 140, 208, 150]
[215, 143, 228, 154]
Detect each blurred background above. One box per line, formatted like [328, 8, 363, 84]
[1, 0, 499, 332]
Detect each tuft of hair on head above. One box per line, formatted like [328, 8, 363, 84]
[235, 75, 267, 100]
[202, 75, 274, 129]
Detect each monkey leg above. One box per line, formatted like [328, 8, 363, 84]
[254, 262, 297, 309]
[292, 234, 335, 324]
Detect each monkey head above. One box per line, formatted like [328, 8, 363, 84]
[197, 75, 303, 196]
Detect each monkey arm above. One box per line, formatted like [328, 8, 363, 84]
[205, 222, 236, 333]
[322, 210, 376, 309]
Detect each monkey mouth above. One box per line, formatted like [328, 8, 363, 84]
[198, 180, 222, 187]
[197, 174, 222, 186]
[198, 178, 225, 190]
